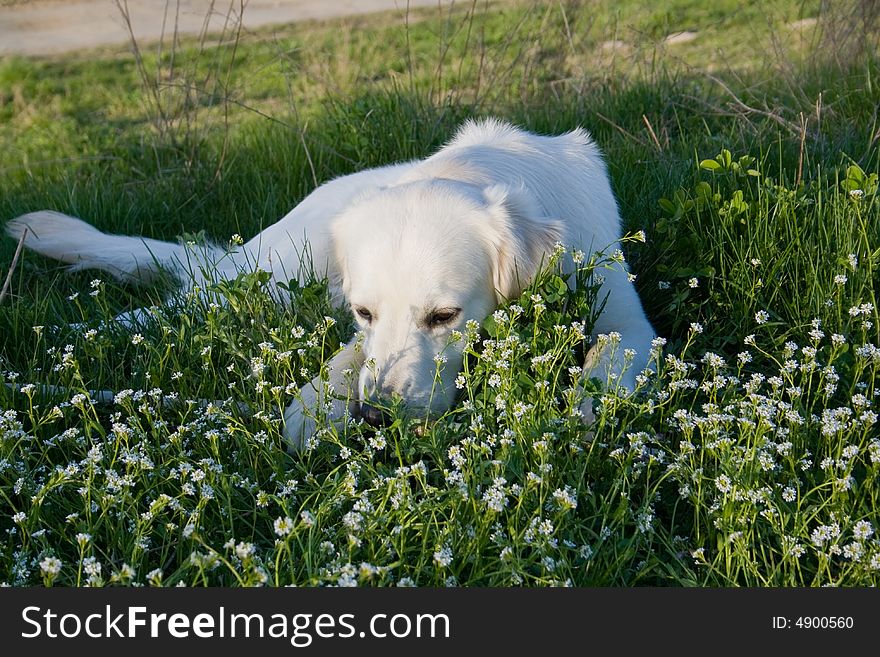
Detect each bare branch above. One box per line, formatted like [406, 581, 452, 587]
[0, 227, 27, 305]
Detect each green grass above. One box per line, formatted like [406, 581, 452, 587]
[1, 0, 879, 586]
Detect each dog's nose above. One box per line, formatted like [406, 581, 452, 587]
[359, 401, 390, 428]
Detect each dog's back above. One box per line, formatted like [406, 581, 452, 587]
[408, 118, 622, 250]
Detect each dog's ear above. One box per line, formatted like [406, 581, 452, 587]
[481, 184, 565, 301]
[328, 225, 350, 309]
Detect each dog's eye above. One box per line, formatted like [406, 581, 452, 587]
[427, 307, 461, 327]
[354, 306, 373, 323]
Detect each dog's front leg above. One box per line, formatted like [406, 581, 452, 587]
[578, 330, 650, 424]
[282, 337, 364, 451]
[577, 275, 656, 423]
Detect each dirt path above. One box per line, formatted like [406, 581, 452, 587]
[0, 0, 452, 56]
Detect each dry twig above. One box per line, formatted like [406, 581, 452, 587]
[0, 227, 27, 305]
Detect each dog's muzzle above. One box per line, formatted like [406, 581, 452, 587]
[352, 400, 391, 428]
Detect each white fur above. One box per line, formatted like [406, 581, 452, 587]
[6, 119, 656, 449]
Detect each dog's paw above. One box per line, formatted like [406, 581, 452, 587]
[577, 396, 597, 425]
[282, 388, 318, 452]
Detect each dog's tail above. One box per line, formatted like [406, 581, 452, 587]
[6, 211, 205, 285]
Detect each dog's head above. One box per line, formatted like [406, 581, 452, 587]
[330, 179, 564, 425]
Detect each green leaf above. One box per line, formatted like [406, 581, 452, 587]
[730, 189, 747, 214]
[700, 159, 721, 171]
[846, 163, 866, 184]
[553, 275, 568, 296]
[695, 181, 713, 199]
[658, 197, 676, 214]
[482, 314, 499, 338]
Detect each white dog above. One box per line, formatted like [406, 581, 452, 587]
[6, 119, 656, 448]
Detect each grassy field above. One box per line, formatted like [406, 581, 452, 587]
[1, 0, 878, 586]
